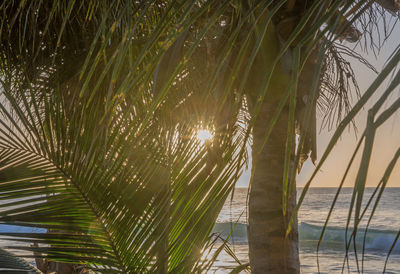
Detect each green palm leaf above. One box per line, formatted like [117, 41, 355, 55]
[1, 1, 249, 272]
[0, 248, 41, 273]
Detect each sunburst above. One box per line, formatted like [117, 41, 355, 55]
[197, 129, 213, 145]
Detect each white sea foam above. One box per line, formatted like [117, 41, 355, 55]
[212, 187, 400, 272]
[212, 221, 400, 254]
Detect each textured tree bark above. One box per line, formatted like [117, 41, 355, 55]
[248, 101, 299, 274]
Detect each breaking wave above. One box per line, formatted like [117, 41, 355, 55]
[212, 222, 400, 253]
[1, 222, 399, 254]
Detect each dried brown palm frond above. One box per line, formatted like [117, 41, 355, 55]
[355, 0, 400, 55]
[318, 42, 377, 131]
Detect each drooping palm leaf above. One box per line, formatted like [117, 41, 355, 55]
[0, 248, 41, 273]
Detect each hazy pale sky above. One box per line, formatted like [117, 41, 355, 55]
[236, 22, 400, 188]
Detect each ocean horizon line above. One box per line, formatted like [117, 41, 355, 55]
[235, 186, 400, 189]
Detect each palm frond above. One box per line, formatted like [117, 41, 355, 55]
[0, 1, 250, 272]
[0, 248, 41, 273]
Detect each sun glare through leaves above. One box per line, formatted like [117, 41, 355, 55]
[197, 129, 213, 145]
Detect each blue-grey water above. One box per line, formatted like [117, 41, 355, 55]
[211, 187, 400, 273]
[1, 187, 400, 273]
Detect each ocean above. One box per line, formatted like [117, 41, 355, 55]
[212, 187, 400, 273]
[1, 187, 400, 273]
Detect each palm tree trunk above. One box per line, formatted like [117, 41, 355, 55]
[248, 101, 299, 273]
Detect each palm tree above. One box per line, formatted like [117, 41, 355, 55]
[192, 1, 399, 273]
[0, 0, 399, 273]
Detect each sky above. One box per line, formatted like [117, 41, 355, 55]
[236, 18, 400, 188]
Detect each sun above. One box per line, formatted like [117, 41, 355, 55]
[197, 129, 213, 145]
